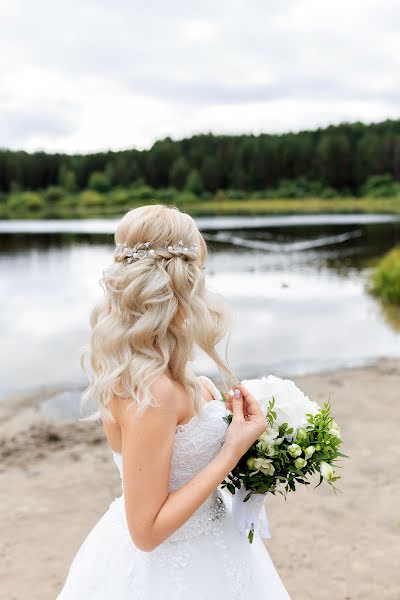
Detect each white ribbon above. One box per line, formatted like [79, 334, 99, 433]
[231, 485, 271, 540]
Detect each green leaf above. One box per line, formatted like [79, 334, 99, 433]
[314, 474, 324, 489]
[248, 527, 254, 543]
[227, 483, 236, 495]
[336, 451, 350, 458]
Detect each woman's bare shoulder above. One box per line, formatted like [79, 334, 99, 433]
[109, 373, 180, 425]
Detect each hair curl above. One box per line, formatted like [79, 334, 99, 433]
[79, 204, 238, 423]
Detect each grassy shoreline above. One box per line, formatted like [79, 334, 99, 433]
[369, 244, 400, 306]
[1, 195, 400, 220]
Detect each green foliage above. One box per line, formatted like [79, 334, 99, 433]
[215, 189, 247, 200]
[58, 165, 77, 192]
[44, 186, 65, 203]
[56, 195, 80, 208]
[200, 156, 219, 192]
[185, 169, 204, 195]
[6, 194, 26, 211]
[170, 156, 190, 190]
[79, 190, 105, 206]
[110, 190, 130, 205]
[175, 191, 198, 205]
[128, 185, 154, 200]
[152, 187, 178, 202]
[7, 192, 44, 211]
[264, 177, 329, 199]
[369, 245, 400, 304]
[315, 133, 352, 188]
[146, 137, 178, 187]
[88, 171, 111, 193]
[361, 174, 400, 198]
[2, 188, 400, 220]
[10, 181, 22, 194]
[319, 187, 338, 199]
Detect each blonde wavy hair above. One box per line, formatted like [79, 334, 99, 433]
[79, 204, 238, 423]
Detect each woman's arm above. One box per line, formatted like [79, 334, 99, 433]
[115, 375, 266, 552]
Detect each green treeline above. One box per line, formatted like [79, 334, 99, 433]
[1, 119, 400, 198]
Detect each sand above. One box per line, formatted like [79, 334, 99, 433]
[0, 358, 399, 600]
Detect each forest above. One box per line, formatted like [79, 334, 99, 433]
[1, 119, 400, 198]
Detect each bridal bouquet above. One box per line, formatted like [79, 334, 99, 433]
[221, 376, 347, 543]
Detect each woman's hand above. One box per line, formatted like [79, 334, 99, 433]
[222, 383, 268, 463]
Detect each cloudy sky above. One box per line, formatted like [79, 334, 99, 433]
[1, 0, 399, 154]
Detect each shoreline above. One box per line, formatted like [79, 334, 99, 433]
[2, 196, 400, 221]
[1, 357, 399, 600]
[1, 212, 400, 234]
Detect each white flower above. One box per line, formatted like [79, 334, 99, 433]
[287, 443, 302, 458]
[294, 457, 307, 469]
[320, 461, 334, 481]
[304, 446, 316, 459]
[241, 375, 320, 440]
[257, 426, 280, 456]
[329, 428, 341, 439]
[329, 421, 342, 439]
[253, 457, 275, 476]
[257, 438, 274, 455]
[296, 428, 307, 442]
[259, 427, 280, 444]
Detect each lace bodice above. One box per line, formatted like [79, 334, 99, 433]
[111, 375, 229, 543]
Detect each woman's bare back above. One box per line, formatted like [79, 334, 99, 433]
[102, 374, 215, 454]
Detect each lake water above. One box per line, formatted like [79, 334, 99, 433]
[1, 214, 400, 419]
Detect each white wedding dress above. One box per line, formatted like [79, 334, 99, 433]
[57, 375, 291, 599]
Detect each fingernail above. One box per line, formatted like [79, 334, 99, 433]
[233, 389, 241, 399]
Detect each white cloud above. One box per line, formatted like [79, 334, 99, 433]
[0, 0, 399, 153]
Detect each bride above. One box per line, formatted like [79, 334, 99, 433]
[57, 204, 291, 599]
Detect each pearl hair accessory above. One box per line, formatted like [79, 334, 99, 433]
[114, 239, 199, 263]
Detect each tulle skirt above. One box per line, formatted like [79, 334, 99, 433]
[56, 490, 291, 599]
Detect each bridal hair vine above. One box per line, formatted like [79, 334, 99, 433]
[114, 239, 199, 263]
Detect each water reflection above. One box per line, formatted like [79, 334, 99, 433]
[1, 214, 400, 407]
[378, 301, 400, 334]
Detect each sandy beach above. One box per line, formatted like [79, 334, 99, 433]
[1, 358, 399, 600]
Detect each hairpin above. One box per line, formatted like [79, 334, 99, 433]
[114, 240, 199, 263]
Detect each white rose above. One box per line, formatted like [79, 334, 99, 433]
[294, 457, 307, 469]
[287, 443, 302, 458]
[241, 375, 320, 440]
[253, 457, 275, 476]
